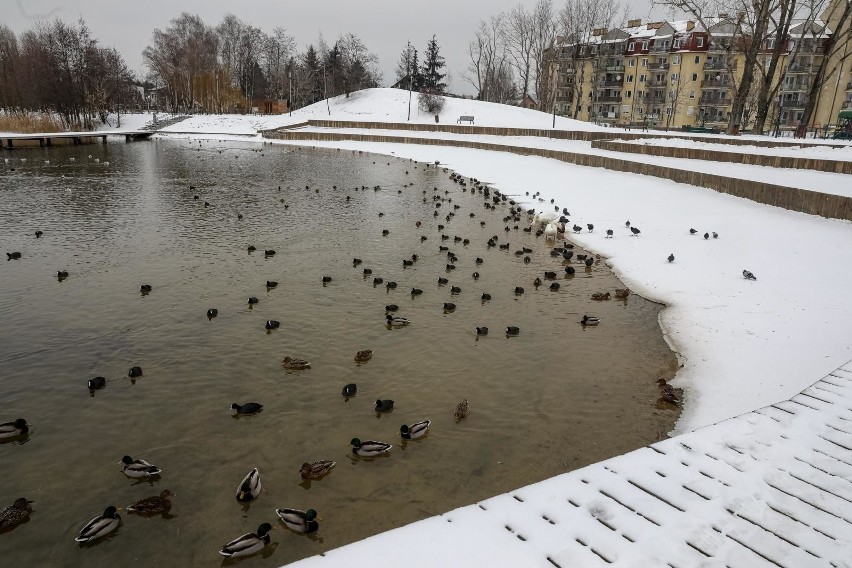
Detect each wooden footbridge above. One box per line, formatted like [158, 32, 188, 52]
[1, 130, 153, 149]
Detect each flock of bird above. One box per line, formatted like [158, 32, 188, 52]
[0, 146, 757, 560]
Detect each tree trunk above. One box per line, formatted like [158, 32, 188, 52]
[753, 0, 795, 134]
[729, 1, 772, 134]
[802, 1, 851, 127]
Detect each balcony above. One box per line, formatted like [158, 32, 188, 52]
[782, 101, 806, 110]
[846, 82, 852, 91]
[780, 83, 810, 92]
[699, 98, 732, 107]
[786, 63, 816, 74]
[648, 62, 669, 70]
[605, 65, 625, 73]
[701, 79, 732, 89]
[703, 61, 732, 70]
[650, 44, 670, 53]
[647, 79, 669, 88]
[596, 95, 623, 103]
[600, 79, 623, 87]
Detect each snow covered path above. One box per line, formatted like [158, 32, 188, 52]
[273, 126, 852, 198]
[289, 360, 852, 568]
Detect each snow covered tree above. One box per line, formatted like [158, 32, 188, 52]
[420, 35, 447, 93]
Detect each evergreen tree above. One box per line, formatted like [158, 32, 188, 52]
[394, 41, 422, 90]
[420, 35, 446, 93]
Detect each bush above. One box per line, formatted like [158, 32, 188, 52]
[0, 112, 65, 133]
[418, 90, 445, 115]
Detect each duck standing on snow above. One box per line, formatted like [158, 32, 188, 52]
[219, 523, 273, 557]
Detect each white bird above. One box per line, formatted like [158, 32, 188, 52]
[543, 222, 558, 240]
[532, 211, 558, 228]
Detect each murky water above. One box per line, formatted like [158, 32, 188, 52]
[0, 140, 678, 566]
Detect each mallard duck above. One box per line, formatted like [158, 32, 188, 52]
[341, 383, 357, 397]
[400, 419, 431, 439]
[354, 350, 372, 363]
[75, 506, 120, 543]
[351, 438, 392, 457]
[591, 292, 610, 301]
[231, 402, 263, 415]
[127, 490, 174, 515]
[299, 461, 336, 480]
[219, 523, 273, 557]
[282, 356, 311, 370]
[657, 379, 684, 404]
[581, 315, 600, 325]
[236, 468, 262, 502]
[120, 455, 161, 478]
[454, 399, 470, 420]
[374, 399, 394, 412]
[0, 418, 28, 440]
[386, 315, 410, 327]
[128, 366, 143, 378]
[614, 288, 630, 299]
[276, 508, 320, 533]
[0, 498, 33, 529]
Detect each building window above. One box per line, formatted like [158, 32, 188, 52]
[689, 90, 695, 98]
[671, 73, 679, 82]
[697, 37, 704, 48]
[627, 75, 634, 83]
[687, 106, 693, 115]
[641, 58, 648, 67]
[673, 39, 682, 49]
[629, 42, 635, 51]
[767, 38, 775, 49]
[694, 55, 700, 64]
[672, 55, 680, 65]
[626, 91, 632, 98]
[692, 73, 698, 81]
[639, 74, 646, 82]
[641, 41, 649, 50]
[628, 59, 635, 67]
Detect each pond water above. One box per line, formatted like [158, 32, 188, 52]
[0, 140, 678, 566]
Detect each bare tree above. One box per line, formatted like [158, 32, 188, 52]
[503, 3, 536, 98]
[558, 0, 622, 119]
[530, 0, 558, 105]
[801, 0, 852, 128]
[462, 15, 514, 102]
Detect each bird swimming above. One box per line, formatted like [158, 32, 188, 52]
[581, 315, 600, 325]
[300, 461, 336, 480]
[277, 508, 320, 533]
[506, 326, 520, 336]
[374, 399, 394, 412]
[75, 506, 120, 543]
[454, 399, 470, 420]
[354, 350, 372, 363]
[120, 455, 161, 478]
[0, 497, 33, 530]
[127, 490, 174, 516]
[236, 468, 262, 502]
[341, 383, 357, 397]
[219, 523, 273, 558]
[231, 402, 263, 415]
[400, 419, 431, 439]
[351, 438, 392, 457]
[386, 314, 411, 326]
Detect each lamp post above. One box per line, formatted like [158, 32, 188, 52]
[407, 55, 412, 121]
[289, 68, 293, 117]
[775, 95, 783, 138]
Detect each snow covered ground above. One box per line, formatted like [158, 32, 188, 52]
[131, 89, 852, 564]
[619, 136, 852, 161]
[268, 126, 852, 197]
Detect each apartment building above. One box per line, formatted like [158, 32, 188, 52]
[547, 2, 851, 132]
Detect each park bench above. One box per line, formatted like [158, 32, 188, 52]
[457, 115, 475, 124]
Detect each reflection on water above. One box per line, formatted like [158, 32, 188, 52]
[0, 140, 678, 566]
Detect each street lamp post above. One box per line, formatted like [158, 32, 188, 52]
[407, 57, 412, 121]
[775, 95, 783, 138]
[289, 68, 293, 117]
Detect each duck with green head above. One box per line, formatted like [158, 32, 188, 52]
[276, 508, 320, 533]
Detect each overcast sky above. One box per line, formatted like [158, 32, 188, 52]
[5, 0, 663, 96]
